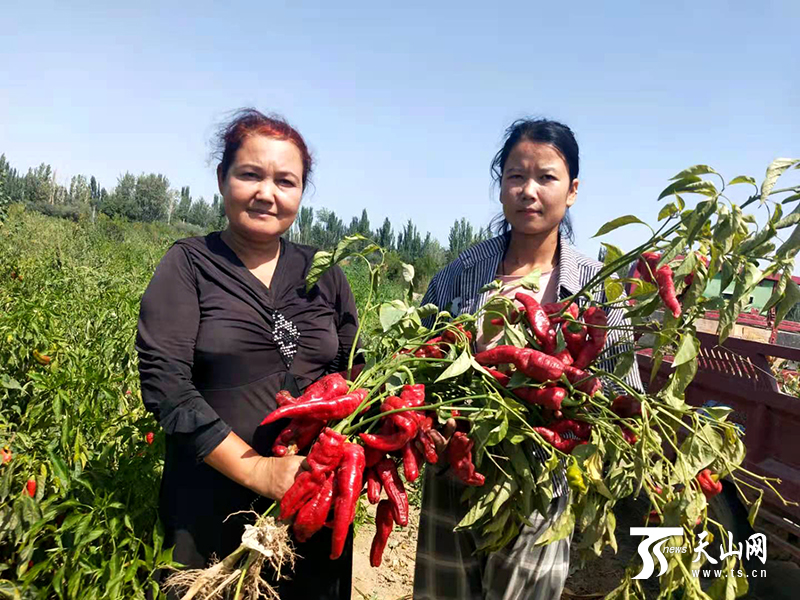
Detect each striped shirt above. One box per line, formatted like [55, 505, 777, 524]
[413, 232, 643, 599]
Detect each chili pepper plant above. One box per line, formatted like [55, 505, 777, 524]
[168, 158, 800, 600]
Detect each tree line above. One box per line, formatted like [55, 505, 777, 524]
[0, 154, 493, 280]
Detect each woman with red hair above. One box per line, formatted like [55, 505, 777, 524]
[137, 109, 358, 598]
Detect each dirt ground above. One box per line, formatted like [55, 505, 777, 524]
[352, 501, 418, 600]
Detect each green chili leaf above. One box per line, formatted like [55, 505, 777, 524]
[435, 350, 473, 382]
[491, 475, 518, 516]
[762, 271, 789, 314]
[593, 215, 646, 238]
[775, 279, 800, 328]
[479, 280, 503, 293]
[612, 351, 635, 380]
[379, 300, 408, 332]
[658, 202, 680, 221]
[519, 269, 541, 291]
[673, 333, 700, 368]
[761, 158, 800, 203]
[658, 177, 717, 201]
[670, 165, 718, 180]
[748, 491, 763, 528]
[728, 175, 756, 187]
[305, 250, 333, 292]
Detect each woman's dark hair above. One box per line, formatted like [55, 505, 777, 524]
[489, 118, 579, 242]
[214, 108, 314, 190]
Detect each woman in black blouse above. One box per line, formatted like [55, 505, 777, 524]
[136, 109, 359, 599]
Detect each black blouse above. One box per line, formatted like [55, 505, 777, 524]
[136, 232, 358, 598]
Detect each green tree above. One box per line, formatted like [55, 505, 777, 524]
[24, 163, 54, 205]
[357, 208, 370, 236]
[447, 217, 475, 260]
[175, 186, 192, 222]
[134, 173, 170, 222]
[187, 196, 212, 228]
[292, 206, 314, 245]
[68, 175, 91, 206]
[104, 173, 137, 219]
[311, 208, 345, 248]
[211, 193, 226, 229]
[374, 217, 394, 250]
[396, 219, 422, 263]
[0, 157, 9, 223]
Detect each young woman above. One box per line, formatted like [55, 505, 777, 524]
[136, 109, 358, 599]
[413, 119, 642, 599]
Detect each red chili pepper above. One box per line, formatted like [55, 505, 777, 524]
[399, 384, 425, 407]
[415, 415, 439, 464]
[25, 478, 36, 498]
[375, 458, 409, 526]
[552, 347, 574, 367]
[573, 307, 608, 369]
[533, 427, 587, 453]
[682, 254, 709, 290]
[366, 467, 382, 504]
[145, 432, 154, 445]
[474, 346, 565, 383]
[442, 325, 473, 344]
[1, 448, 11, 464]
[514, 292, 552, 342]
[564, 365, 602, 397]
[261, 389, 368, 425]
[447, 432, 485, 486]
[564, 321, 588, 360]
[514, 386, 567, 410]
[656, 265, 681, 318]
[414, 336, 445, 359]
[542, 302, 579, 324]
[32, 350, 51, 365]
[359, 400, 418, 452]
[515, 348, 566, 382]
[280, 428, 346, 520]
[639, 252, 681, 318]
[306, 428, 347, 474]
[275, 390, 297, 407]
[618, 424, 638, 445]
[611, 395, 642, 418]
[549, 419, 592, 440]
[638, 252, 660, 284]
[370, 500, 394, 567]
[364, 446, 385, 468]
[330, 443, 366, 559]
[474, 345, 522, 366]
[514, 292, 555, 348]
[696, 469, 723, 499]
[272, 418, 325, 457]
[401, 442, 422, 482]
[293, 472, 335, 543]
[484, 368, 511, 386]
[301, 373, 350, 404]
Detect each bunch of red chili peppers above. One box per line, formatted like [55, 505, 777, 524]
[262, 373, 484, 566]
[476, 294, 618, 454]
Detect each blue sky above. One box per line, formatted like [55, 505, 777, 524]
[2, 1, 798, 259]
